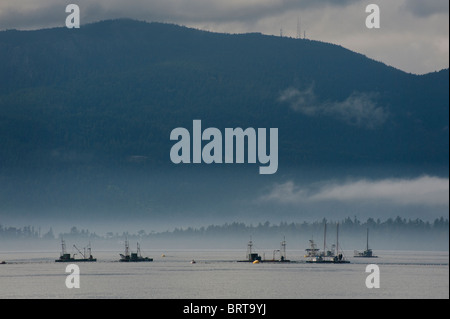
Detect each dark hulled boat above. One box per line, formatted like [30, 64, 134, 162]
[262, 237, 291, 263]
[238, 237, 291, 263]
[119, 240, 153, 262]
[55, 239, 97, 262]
[354, 228, 378, 258]
[237, 238, 262, 262]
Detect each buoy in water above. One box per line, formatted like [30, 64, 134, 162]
[161, 254, 166, 257]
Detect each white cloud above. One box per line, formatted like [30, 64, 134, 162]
[262, 176, 449, 207]
[278, 86, 388, 129]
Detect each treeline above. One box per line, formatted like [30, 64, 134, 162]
[158, 216, 450, 239]
[1, 216, 448, 241]
[0, 225, 56, 240]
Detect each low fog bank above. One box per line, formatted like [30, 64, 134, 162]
[1, 217, 448, 254]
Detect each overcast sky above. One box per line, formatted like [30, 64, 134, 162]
[0, 1, 448, 74]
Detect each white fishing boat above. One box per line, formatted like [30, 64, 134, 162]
[306, 222, 350, 264]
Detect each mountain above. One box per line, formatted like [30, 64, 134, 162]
[1, 19, 448, 169]
[0, 19, 448, 229]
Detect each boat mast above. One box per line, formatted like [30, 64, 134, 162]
[281, 236, 286, 260]
[336, 222, 339, 256]
[323, 222, 327, 254]
[125, 238, 129, 257]
[366, 228, 369, 251]
[88, 242, 92, 257]
[61, 238, 66, 256]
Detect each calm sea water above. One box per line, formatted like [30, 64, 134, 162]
[0, 250, 448, 299]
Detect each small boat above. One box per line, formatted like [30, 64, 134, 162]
[238, 237, 290, 263]
[237, 237, 262, 262]
[0, 261, 6, 265]
[306, 222, 350, 264]
[354, 228, 378, 258]
[119, 240, 153, 262]
[55, 239, 97, 262]
[260, 237, 291, 263]
[190, 260, 196, 264]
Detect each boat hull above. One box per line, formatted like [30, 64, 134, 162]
[55, 258, 97, 262]
[306, 260, 350, 264]
[119, 259, 153, 262]
[237, 260, 291, 263]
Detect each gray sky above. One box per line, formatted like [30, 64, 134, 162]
[0, 0, 448, 74]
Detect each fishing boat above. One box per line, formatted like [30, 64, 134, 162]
[304, 239, 320, 258]
[238, 237, 290, 263]
[55, 239, 97, 262]
[354, 228, 378, 258]
[306, 222, 350, 264]
[119, 239, 153, 262]
[305, 223, 336, 259]
[237, 237, 262, 262]
[263, 237, 291, 263]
